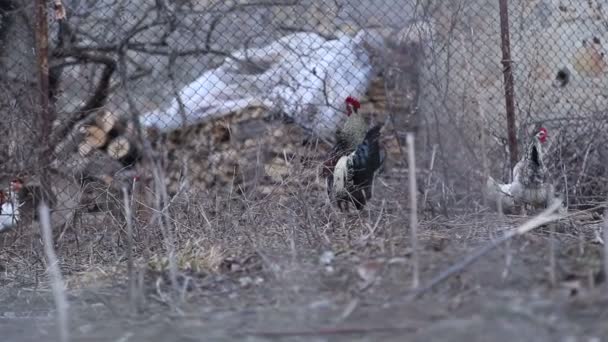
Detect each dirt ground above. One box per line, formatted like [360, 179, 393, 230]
[1, 189, 607, 342]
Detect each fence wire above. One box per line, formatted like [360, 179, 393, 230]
[0, 0, 607, 233]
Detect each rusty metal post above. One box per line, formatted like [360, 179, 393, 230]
[498, 0, 518, 171]
[35, 0, 53, 203]
[36, 0, 50, 137]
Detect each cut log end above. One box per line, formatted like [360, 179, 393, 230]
[95, 110, 119, 133]
[107, 136, 139, 167]
[78, 142, 94, 157]
[107, 136, 131, 159]
[84, 126, 108, 148]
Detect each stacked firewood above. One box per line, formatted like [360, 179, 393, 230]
[78, 110, 141, 167]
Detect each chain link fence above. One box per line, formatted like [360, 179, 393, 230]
[1, 0, 607, 238]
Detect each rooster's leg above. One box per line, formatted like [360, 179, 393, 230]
[337, 200, 349, 213]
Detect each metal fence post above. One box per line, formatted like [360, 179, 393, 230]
[35, 0, 53, 201]
[498, 0, 518, 171]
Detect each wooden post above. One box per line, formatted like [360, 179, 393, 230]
[36, 0, 51, 145]
[498, 0, 518, 171]
[35, 0, 55, 203]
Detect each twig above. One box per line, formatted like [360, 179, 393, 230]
[49, 52, 116, 147]
[407, 199, 564, 299]
[167, 51, 188, 127]
[39, 203, 70, 342]
[407, 133, 419, 288]
[573, 142, 592, 198]
[121, 187, 136, 313]
[117, 39, 179, 307]
[603, 200, 608, 290]
[151, 158, 180, 304]
[421, 144, 437, 211]
[243, 325, 415, 338]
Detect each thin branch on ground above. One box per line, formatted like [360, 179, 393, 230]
[407, 199, 564, 299]
[242, 325, 416, 338]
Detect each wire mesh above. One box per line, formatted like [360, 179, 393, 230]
[0, 0, 606, 235]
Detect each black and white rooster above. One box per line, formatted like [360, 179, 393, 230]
[322, 96, 384, 211]
[485, 126, 556, 213]
[510, 127, 555, 209]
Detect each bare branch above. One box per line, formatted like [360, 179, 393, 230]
[49, 50, 116, 147]
[407, 199, 564, 299]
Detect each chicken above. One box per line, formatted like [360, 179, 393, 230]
[484, 175, 515, 213]
[8, 178, 57, 223]
[484, 127, 560, 214]
[0, 184, 22, 232]
[322, 96, 384, 211]
[510, 127, 555, 210]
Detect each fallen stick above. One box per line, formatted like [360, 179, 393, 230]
[407, 199, 564, 300]
[242, 325, 416, 337]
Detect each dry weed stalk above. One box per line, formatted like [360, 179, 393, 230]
[407, 132, 419, 289]
[39, 203, 70, 342]
[151, 164, 180, 302]
[604, 202, 608, 290]
[122, 187, 136, 313]
[462, 29, 489, 207]
[117, 41, 181, 308]
[409, 199, 564, 299]
[421, 144, 437, 212]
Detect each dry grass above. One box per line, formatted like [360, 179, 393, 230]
[0, 152, 403, 280]
[0, 109, 606, 340]
[0, 155, 607, 340]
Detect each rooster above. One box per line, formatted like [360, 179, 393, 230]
[0, 181, 23, 232]
[484, 127, 557, 214]
[510, 127, 555, 209]
[7, 178, 56, 223]
[322, 96, 384, 211]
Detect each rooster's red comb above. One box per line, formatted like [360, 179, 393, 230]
[345, 96, 361, 109]
[537, 127, 548, 143]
